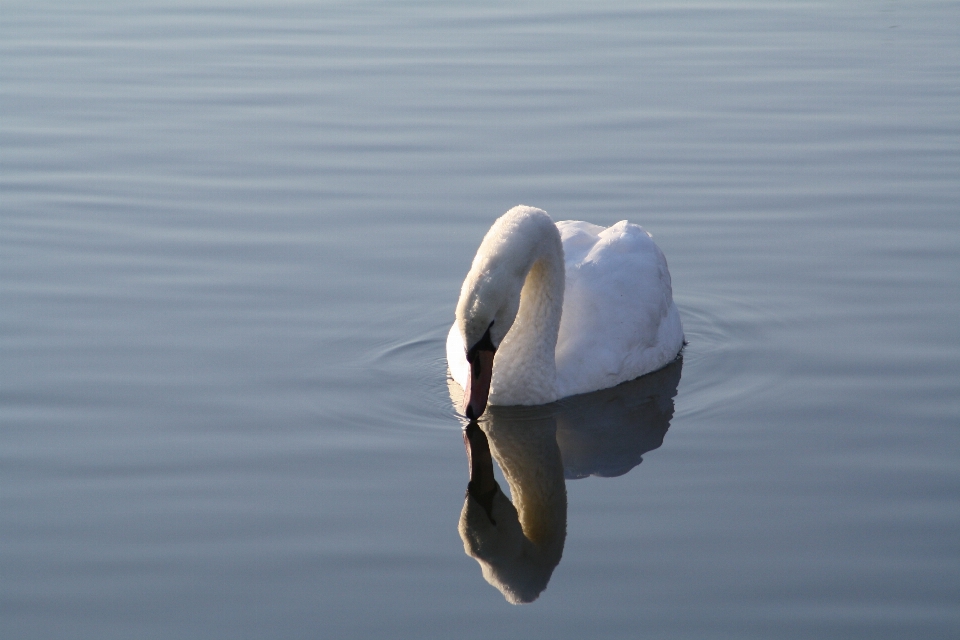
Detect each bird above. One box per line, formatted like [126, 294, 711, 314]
[447, 205, 683, 419]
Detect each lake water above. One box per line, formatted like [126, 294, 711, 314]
[2, 1, 959, 637]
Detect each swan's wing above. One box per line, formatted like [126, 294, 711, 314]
[554, 220, 683, 398]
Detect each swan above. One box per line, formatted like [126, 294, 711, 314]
[447, 205, 683, 419]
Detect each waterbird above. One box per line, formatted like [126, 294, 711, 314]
[447, 205, 683, 419]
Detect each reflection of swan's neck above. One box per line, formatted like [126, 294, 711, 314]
[459, 414, 566, 604]
[488, 416, 566, 555]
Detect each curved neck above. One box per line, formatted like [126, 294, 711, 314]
[489, 229, 565, 406]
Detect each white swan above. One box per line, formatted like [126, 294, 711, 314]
[447, 205, 683, 418]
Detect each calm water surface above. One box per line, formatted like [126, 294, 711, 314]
[2, 1, 959, 638]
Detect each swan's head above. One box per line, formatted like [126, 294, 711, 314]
[455, 271, 518, 420]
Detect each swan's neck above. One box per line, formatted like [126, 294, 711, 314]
[490, 239, 565, 406]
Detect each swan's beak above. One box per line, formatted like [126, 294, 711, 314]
[464, 347, 494, 420]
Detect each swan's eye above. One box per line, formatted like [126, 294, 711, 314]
[466, 322, 497, 369]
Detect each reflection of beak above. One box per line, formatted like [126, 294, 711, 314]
[464, 348, 495, 420]
[462, 421, 498, 523]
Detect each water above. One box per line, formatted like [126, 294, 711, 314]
[2, 1, 959, 637]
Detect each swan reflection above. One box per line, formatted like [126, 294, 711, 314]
[455, 357, 682, 604]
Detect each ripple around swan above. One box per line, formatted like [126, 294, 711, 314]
[358, 323, 462, 435]
[673, 288, 788, 423]
[358, 284, 782, 440]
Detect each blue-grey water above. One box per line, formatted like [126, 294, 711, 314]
[2, 1, 959, 637]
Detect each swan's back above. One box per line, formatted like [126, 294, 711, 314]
[554, 220, 683, 398]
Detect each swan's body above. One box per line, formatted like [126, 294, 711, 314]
[448, 205, 683, 415]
